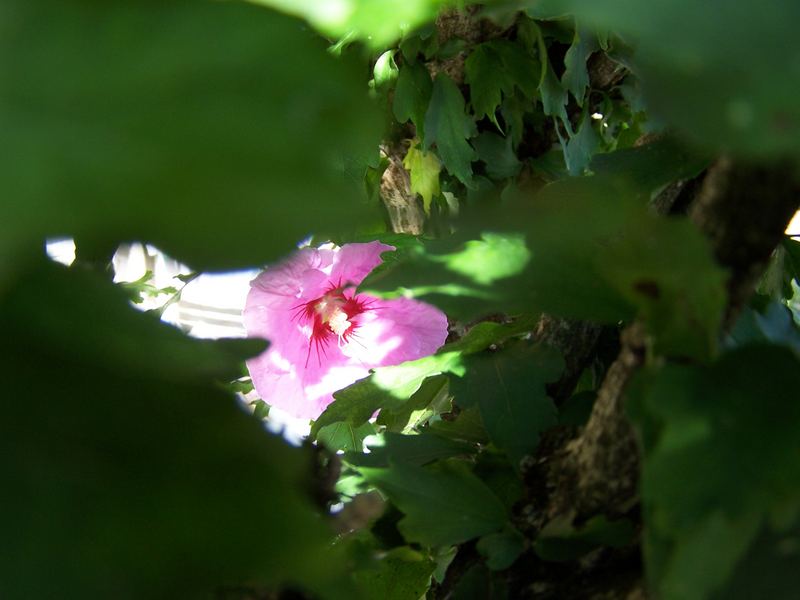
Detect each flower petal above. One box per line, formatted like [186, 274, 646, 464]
[342, 296, 449, 367]
[249, 246, 335, 305]
[328, 241, 394, 288]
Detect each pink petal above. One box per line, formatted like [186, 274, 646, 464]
[328, 241, 395, 288]
[249, 246, 335, 305]
[341, 296, 449, 367]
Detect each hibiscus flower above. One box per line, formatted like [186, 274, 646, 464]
[243, 241, 448, 420]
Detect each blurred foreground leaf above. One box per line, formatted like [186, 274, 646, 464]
[254, 0, 452, 48]
[542, 0, 800, 156]
[0, 261, 342, 599]
[628, 344, 800, 600]
[0, 0, 380, 285]
[365, 178, 727, 359]
[353, 547, 436, 600]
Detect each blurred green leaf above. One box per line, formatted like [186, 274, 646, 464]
[711, 520, 800, 600]
[628, 344, 800, 600]
[543, 0, 800, 156]
[255, 0, 451, 48]
[477, 528, 526, 570]
[597, 210, 727, 361]
[590, 136, 710, 194]
[448, 564, 508, 600]
[0, 260, 343, 599]
[533, 516, 635, 562]
[372, 49, 399, 88]
[425, 74, 477, 185]
[473, 132, 522, 180]
[361, 460, 509, 546]
[437, 232, 530, 285]
[558, 391, 596, 427]
[353, 547, 436, 600]
[251, 399, 271, 420]
[0, 0, 381, 284]
[366, 178, 726, 359]
[404, 140, 442, 213]
[726, 301, 800, 356]
[4, 262, 265, 382]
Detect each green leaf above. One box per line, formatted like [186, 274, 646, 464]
[393, 62, 433, 138]
[378, 374, 451, 433]
[311, 352, 465, 438]
[5, 263, 265, 382]
[361, 460, 509, 546]
[251, 399, 271, 420]
[444, 314, 540, 355]
[452, 344, 563, 469]
[712, 519, 800, 600]
[448, 564, 508, 600]
[317, 421, 376, 452]
[256, 0, 449, 48]
[564, 111, 600, 176]
[561, 27, 595, 105]
[403, 140, 442, 213]
[477, 528, 526, 570]
[424, 74, 477, 185]
[726, 302, 800, 356]
[590, 136, 711, 194]
[429, 407, 490, 444]
[311, 319, 534, 436]
[533, 516, 635, 562]
[0, 0, 381, 285]
[372, 49, 399, 88]
[473, 132, 523, 180]
[596, 208, 727, 360]
[490, 40, 541, 99]
[437, 232, 530, 285]
[353, 547, 436, 600]
[628, 344, 800, 600]
[312, 315, 541, 437]
[0, 260, 345, 599]
[345, 432, 474, 468]
[538, 49, 569, 125]
[465, 44, 512, 126]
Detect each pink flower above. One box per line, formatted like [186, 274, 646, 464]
[243, 241, 449, 420]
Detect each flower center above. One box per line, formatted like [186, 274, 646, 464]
[313, 295, 353, 337]
[294, 287, 372, 366]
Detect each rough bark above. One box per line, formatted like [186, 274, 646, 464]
[379, 143, 426, 235]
